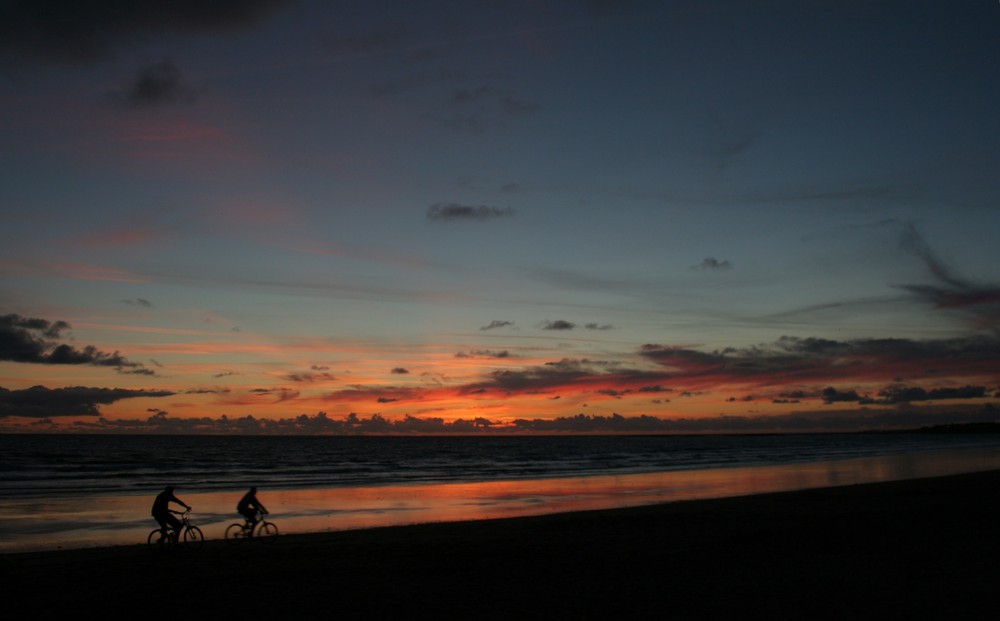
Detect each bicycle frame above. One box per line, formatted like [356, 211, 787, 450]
[149, 509, 204, 550]
[225, 512, 278, 544]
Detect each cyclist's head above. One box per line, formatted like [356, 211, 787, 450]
[250, 486, 257, 493]
[165, 485, 174, 493]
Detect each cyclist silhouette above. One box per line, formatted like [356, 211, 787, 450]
[237, 486, 268, 534]
[151, 486, 191, 540]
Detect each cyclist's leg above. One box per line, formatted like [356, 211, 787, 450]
[239, 509, 257, 537]
[154, 515, 169, 541]
[166, 513, 182, 540]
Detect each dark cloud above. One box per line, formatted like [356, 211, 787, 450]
[0, 0, 294, 67]
[480, 320, 514, 331]
[510, 406, 1000, 433]
[877, 384, 987, 404]
[391, 367, 410, 375]
[640, 335, 1000, 384]
[427, 203, 516, 222]
[474, 358, 613, 393]
[122, 297, 153, 307]
[692, 257, 733, 271]
[245, 387, 299, 403]
[0, 385, 173, 418]
[184, 387, 230, 395]
[72, 410, 501, 434]
[434, 358, 676, 401]
[637, 385, 672, 393]
[0, 313, 152, 375]
[821, 387, 864, 403]
[632, 337, 1000, 411]
[323, 386, 422, 405]
[117, 61, 196, 109]
[328, 335, 1000, 413]
[59, 405, 1000, 435]
[541, 320, 575, 331]
[456, 350, 511, 359]
[286, 372, 336, 383]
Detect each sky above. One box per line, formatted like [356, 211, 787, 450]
[2, 0, 1000, 434]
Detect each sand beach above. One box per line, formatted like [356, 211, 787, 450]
[5, 469, 999, 619]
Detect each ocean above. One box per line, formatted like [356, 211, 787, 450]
[3, 432, 1000, 553]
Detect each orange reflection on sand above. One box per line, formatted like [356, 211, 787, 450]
[271, 447, 1000, 536]
[3, 447, 1000, 553]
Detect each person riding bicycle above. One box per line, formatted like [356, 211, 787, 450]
[151, 485, 191, 541]
[237, 486, 268, 535]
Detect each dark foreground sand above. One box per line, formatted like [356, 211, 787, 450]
[5, 470, 1000, 620]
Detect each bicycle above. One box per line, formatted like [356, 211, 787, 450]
[225, 512, 278, 544]
[147, 509, 205, 551]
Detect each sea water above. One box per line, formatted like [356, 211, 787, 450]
[3, 432, 1000, 553]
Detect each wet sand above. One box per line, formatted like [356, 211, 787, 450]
[5, 469, 1000, 619]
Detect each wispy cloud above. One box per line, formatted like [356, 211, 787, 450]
[480, 320, 515, 331]
[896, 223, 1000, 328]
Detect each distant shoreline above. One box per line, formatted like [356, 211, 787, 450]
[2, 421, 1000, 437]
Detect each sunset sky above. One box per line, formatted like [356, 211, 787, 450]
[2, 0, 999, 433]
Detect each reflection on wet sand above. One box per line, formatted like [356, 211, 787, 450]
[3, 447, 999, 553]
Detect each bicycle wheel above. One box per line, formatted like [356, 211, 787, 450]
[256, 521, 278, 544]
[183, 525, 205, 550]
[225, 523, 246, 545]
[147, 528, 168, 551]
